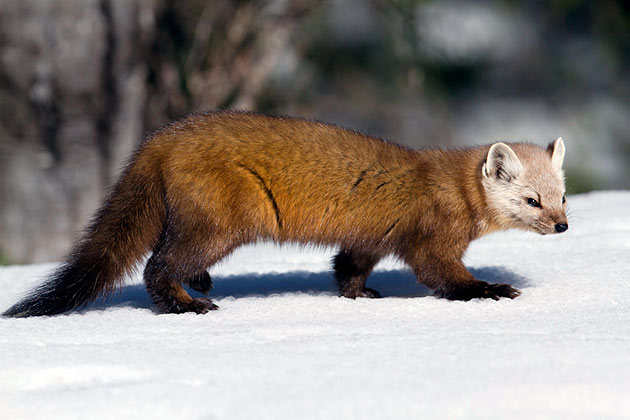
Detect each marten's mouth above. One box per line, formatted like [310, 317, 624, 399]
[530, 222, 554, 236]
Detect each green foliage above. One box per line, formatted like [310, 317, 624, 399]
[0, 250, 13, 266]
[565, 168, 604, 194]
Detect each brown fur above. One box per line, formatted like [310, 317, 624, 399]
[6, 110, 559, 317]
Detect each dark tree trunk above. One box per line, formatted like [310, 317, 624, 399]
[0, 0, 321, 263]
[0, 0, 157, 262]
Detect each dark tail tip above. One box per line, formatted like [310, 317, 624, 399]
[2, 281, 86, 318]
[2, 261, 110, 318]
[2, 294, 64, 318]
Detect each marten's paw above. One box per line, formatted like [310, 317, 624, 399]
[341, 287, 382, 299]
[438, 282, 520, 301]
[362, 287, 382, 298]
[159, 297, 219, 314]
[186, 271, 213, 295]
[188, 297, 219, 314]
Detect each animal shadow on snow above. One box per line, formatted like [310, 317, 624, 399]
[90, 266, 529, 312]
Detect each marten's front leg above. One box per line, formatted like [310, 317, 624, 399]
[406, 245, 520, 301]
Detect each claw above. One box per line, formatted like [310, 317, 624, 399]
[189, 297, 219, 314]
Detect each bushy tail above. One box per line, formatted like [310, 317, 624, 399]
[3, 158, 165, 317]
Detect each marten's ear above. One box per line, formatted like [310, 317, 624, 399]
[482, 142, 523, 182]
[547, 137, 565, 170]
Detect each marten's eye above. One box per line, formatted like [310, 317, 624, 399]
[562, 195, 566, 204]
[527, 198, 541, 208]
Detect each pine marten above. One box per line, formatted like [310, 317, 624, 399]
[3, 111, 568, 317]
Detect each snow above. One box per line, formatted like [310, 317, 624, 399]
[1, 191, 629, 420]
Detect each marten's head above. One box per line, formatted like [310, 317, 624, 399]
[481, 138, 568, 235]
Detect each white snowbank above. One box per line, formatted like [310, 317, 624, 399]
[1, 191, 629, 419]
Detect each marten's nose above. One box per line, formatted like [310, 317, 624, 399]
[555, 223, 568, 233]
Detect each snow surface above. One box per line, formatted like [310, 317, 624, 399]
[1, 191, 629, 420]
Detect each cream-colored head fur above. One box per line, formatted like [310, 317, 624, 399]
[481, 138, 568, 235]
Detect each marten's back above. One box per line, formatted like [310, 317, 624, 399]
[143, 111, 423, 247]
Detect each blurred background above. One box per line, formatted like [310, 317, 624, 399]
[0, 0, 628, 264]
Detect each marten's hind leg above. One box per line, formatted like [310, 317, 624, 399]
[144, 254, 218, 314]
[144, 223, 234, 314]
[333, 249, 381, 298]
